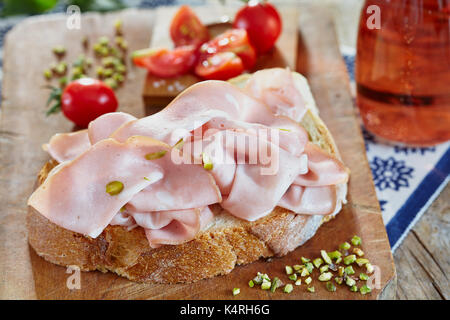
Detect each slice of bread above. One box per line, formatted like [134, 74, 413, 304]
[27, 72, 347, 283]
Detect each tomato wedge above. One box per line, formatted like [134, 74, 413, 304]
[199, 29, 256, 70]
[195, 52, 244, 80]
[170, 5, 210, 48]
[132, 45, 197, 78]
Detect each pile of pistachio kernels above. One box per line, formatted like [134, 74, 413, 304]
[43, 19, 128, 90]
[232, 235, 374, 296]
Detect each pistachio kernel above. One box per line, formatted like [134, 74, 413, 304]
[344, 266, 355, 275]
[283, 284, 293, 293]
[321, 249, 332, 264]
[343, 254, 357, 265]
[232, 288, 240, 296]
[319, 265, 329, 274]
[313, 258, 323, 268]
[359, 273, 369, 281]
[106, 181, 124, 196]
[360, 284, 372, 295]
[339, 242, 351, 251]
[318, 272, 333, 282]
[202, 152, 213, 170]
[307, 286, 315, 293]
[326, 281, 336, 292]
[305, 277, 312, 285]
[351, 235, 362, 246]
[345, 277, 356, 287]
[301, 257, 310, 263]
[261, 281, 271, 290]
[270, 277, 282, 293]
[285, 265, 293, 275]
[353, 247, 364, 257]
[356, 258, 370, 267]
[248, 280, 254, 288]
[145, 150, 167, 160]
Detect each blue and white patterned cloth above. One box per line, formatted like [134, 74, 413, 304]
[342, 47, 450, 251]
[0, 2, 448, 252]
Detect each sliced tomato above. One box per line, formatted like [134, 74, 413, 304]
[132, 45, 197, 78]
[195, 52, 244, 80]
[199, 29, 256, 70]
[170, 5, 210, 48]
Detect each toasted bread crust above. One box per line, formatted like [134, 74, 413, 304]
[27, 74, 346, 284]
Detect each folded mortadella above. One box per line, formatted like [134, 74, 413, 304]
[29, 136, 221, 238]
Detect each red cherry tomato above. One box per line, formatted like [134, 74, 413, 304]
[170, 5, 210, 48]
[199, 29, 257, 70]
[233, 1, 282, 54]
[195, 52, 244, 80]
[61, 78, 118, 128]
[132, 45, 198, 78]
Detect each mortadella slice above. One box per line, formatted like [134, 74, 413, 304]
[43, 130, 91, 163]
[28, 136, 221, 238]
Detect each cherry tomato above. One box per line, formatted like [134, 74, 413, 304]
[170, 5, 210, 48]
[61, 78, 118, 128]
[233, 1, 282, 54]
[195, 52, 244, 80]
[199, 29, 257, 70]
[132, 45, 198, 78]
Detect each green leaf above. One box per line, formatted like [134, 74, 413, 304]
[66, 0, 126, 13]
[1, 0, 59, 16]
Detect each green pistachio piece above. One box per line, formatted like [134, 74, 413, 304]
[145, 150, 167, 160]
[285, 265, 293, 275]
[318, 272, 333, 282]
[248, 280, 254, 288]
[351, 235, 362, 246]
[321, 249, 332, 264]
[339, 242, 351, 251]
[326, 281, 336, 292]
[328, 250, 342, 260]
[360, 284, 372, 295]
[343, 254, 357, 265]
[359, 273, 369, 281]
[270, 277, 282, 293]
[304, 262, 314, 274]
[353, 248, 364, 257]
[283, 284, 293, 293]
[301, 257, 310, 263]
[106, 181, 124, 195]
[345, 277, 356, 287]
[319, 265, 329, 274]
[307, 286, 315, 293]
[334, 277, 343, 285]
[232, 288, 240, 296]
[305, 277, 312, 285]
[356, 258, 370, 267]
[313, 258, 323, 268]
[344, 266, 355, 275]
[261, 281, 271, 290]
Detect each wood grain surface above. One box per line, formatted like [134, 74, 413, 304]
[394, 185, 449, 300]
[0, 6, 396, 299]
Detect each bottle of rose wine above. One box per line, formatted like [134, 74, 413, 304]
[356, 0, 450, 145]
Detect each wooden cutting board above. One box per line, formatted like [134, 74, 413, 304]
[0, 6, 396, 300]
